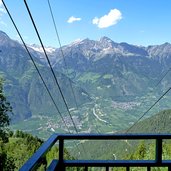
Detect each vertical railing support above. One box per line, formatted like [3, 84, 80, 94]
[85, 166, 88, 171]
[156, 138, 162, 164]
[147, 166, 151, 171]
[126, 166, 129, 171]
[57, 138, 65, 171]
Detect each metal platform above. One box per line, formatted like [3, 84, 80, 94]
[20, 133, 171, 171]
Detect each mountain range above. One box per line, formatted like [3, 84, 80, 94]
[49, 36, 171, 100]
[1, 30, 171, 136]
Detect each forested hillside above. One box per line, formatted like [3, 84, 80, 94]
[128, 109, 171, 133]
[71, 109, 171, 162]
[0, 130, 81, 170]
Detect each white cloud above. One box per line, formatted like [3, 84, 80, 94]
[92, 9, 122, 28]
[0, 20, 7, 26]
[0, 1, 6, 16]
[92, 17, 99, 25]
[0, 8, 6, 14]
[0, 1, 7, 26]
[67, 16, 81, 23]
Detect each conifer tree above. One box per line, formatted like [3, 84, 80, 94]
[0, 78, 12, 143]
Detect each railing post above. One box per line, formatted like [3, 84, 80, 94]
[126, 166, 129, 171]
[85, 166, 88, 171]
[147, 166, 151, 171]
[156, 138, 162, 164]
[57, 138, 64, 171]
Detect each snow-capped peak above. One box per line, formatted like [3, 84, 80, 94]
[67, 38, 84, 47]
[28, 44, 56, 54]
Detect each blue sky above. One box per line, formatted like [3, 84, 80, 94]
[0, 0, 171, 47]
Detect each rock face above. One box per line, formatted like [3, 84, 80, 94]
[0, 30, 171, 122]
[0, 31, 90, 122]
[51, 36, 170, 99]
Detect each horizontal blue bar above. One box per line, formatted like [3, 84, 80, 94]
[58, 133, 171, 140]
[64, 160, 171, 167]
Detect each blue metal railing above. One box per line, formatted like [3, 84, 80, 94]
[20, 134, 171, 171]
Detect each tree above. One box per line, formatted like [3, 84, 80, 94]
[0, 78, 12, 143]
[133, 141, 146, 160]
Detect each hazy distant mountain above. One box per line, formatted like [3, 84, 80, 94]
[50, 36, 171, 99]
[0, 31, 90, 122]
[1, 30, 171, 125]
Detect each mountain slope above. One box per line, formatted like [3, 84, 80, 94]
[0, 31, 90, 122]
[51, 37, 170, 101]
[1, 30, 171, 136]
[71, 109, 171, 160]
[128, 109, 171, 133]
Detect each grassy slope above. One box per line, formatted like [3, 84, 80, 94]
[71, 109, 171, 160]
[128, 109, 171, 133]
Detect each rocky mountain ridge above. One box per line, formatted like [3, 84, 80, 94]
[1, 30, 171, 136]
